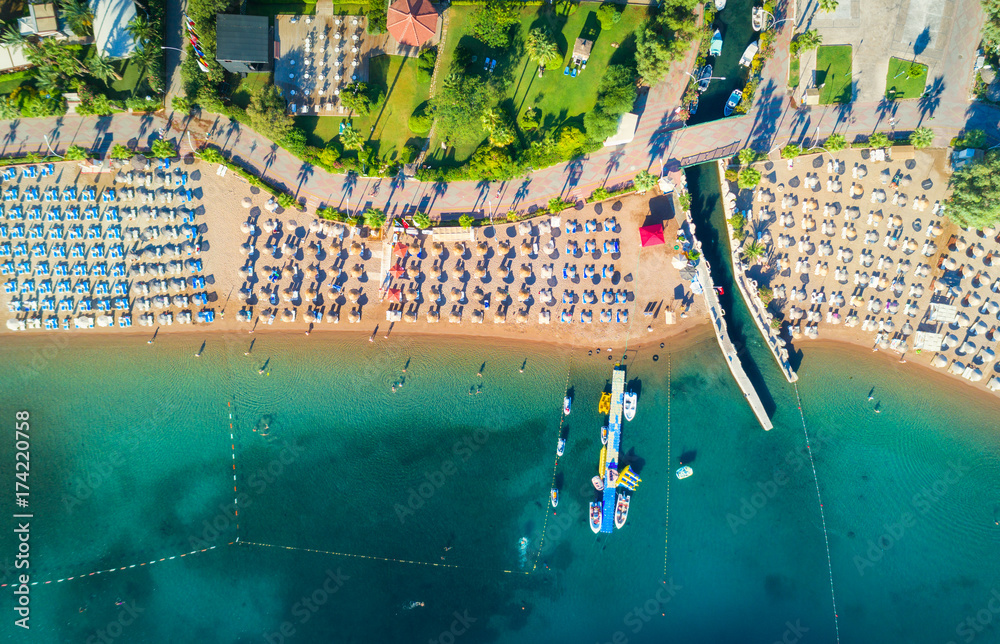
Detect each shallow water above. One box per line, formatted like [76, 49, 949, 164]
[0, 319, 998, 643]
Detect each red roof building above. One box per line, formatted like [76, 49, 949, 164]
[387, 0, 439, 48]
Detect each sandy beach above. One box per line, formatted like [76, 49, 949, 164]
[0, 157, 708, 351]
[727, 147, 1000, 397]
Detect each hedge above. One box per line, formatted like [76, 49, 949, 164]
[194, 146, 301, 209]
[586, 183, 635, 203]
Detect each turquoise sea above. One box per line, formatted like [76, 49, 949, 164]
[0, 323, 999, 643]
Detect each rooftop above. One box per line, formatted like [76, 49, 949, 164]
[216, 14, 270, 63]
[89, 0, 137, 59]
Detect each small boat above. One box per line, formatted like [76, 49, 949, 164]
[676, 465, 693, 479]
[709, 28, 723, 57]
[598, 392, 611, 414]
[724, 89, 742, 116]
[550, 487, 559, 508]
[556, 437, 566, 457]
[590, 502, 603, 533]
[739, 41, 759, 67]
[752, 6, 766, 31]
[607, 468, 619, 487]
[623, 392, 637, 421]
[715, 0, 726, 11]
[697, 64, 713, 93]
[592, 475, 605, 491]
[614, 492, 630, 529]
[404, 601, 425, 609]
[563, 396, 572, 415]
[688, 99, 699, 116]
[601, 425, 608, 445]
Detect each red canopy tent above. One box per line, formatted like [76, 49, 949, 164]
[389, 263, 405, 278]
[639, 224, 665, 247]
[392, 242, 409, 259]
[387, 0, 439, 48]
[386, 287, 402, 303]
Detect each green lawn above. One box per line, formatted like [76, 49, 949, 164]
[296, 54, 431, 162]
[789, 56, 799, 89]
[815, 45, 853, 105]
[245, 0, 365, 25]
[426, 2, 648, 165]
[229, 72, 272, 109]
[884, 56, 927, 99]
[0, 70, 30, 94]
[105, 58, 152, 100]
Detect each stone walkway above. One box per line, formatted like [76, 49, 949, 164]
[0, 0, 992, 221]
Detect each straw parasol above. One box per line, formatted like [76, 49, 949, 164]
[349, 242, 363, 256]
[498, 240, 511, 254]
[329, 267, 342, 280]
[407, 265, 421, 279]
[348, 308, 361, 323]
[348, 288, 362, 303]
[329, 238, 342, 253]
[474, 265, 487, 279]
[426, 309, 440, 323]
[432, 241, 445, 256]
[472, 287, 485, 304]
[449, 287, 464, 302]
[476, 242, 489, 256]
[499, 266, 510, 278]
[452, 242, 466, 254]
[520, 241, 533, 256]
[449, 310, 462, 323]
[519, 265, 532, 278]
[350, 264, 365, 278]
[429, 265, 442, 280]
[516, 309, 529, 323]
[517, 287, 531, 302]
[282, 308, 295, 322]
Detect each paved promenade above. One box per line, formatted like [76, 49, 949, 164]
[0, 1, 993, 220]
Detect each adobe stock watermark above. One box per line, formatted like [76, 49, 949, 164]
[428, 610, 477, 644]
[62, 451, 127, 514]
[190, 438, 305, 548]
[772, 619, 809, 644]
[393, 403, 515, 523]
[853, 459, 969, 576]
[726, 428, 836, 535]
[597, 579, 682, 644]
[945, 588, 1000, 644]
[84, 600, 144, 644]
[263, 568, 349, 644]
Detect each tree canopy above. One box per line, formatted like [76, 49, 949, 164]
[433, 73, 497, 143]
[946, 152, 1000, 229]
[634, 0, 699, 84]
[247, 84, 294, 143]
[473, 0, 520, 47]
[526, 27, 560, 69]
[908, 127, 934, 149]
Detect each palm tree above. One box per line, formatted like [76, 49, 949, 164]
[87, 54, 122, 83]
[742, 240, 767, 264]
[525, 27, 559, 71]
[127, 15, 153, 48]
[818, 0, 838, 11]
[59, 0, 93, 37]
[0, 25, 26, 48]
[340, 125, 364, 152]
[908, 126, 935, 149]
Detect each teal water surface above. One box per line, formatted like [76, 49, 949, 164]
[0, 326, 998, 643]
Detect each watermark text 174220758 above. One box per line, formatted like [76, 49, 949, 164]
[13, 410, 32, 629]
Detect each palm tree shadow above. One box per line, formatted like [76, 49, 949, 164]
[917, 76, 944, 126]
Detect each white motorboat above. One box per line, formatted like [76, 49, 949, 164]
[614, 492, 630, 529]
[623, 392, 637, 421]
[592, 475, 605, 491]
[752, 5, 766, 31]
[601, 425, 608, 445]
[556, 437, 566, 457]
[550, 487, 559, 508]
[724, 89, 742, 116]
[676, 465, 693, 480]
[739, 41, 759, 67]
[715, 0, 726, 10]
[709, 29, 723, 57]
[590, 501, 602, 533]
[563, 395, 572, 415]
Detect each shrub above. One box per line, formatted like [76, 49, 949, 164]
[591, 187, 610, 201]
[724, 169, 738, 182]
[64, 145, 89, 160]
[171, 95, 191, 113]
[824, 133, 846, 151]
[109, 144, 134, 160]
[955, 129, 988, 150]
[408, 102, 434, 135]
[150, 139, 177, 159]
[908, 126, 934, 149]
[866, 132, 890, 148]
[780, 145, 801, 159]
[367, 0, 387, 34]
[737, 168, 761, 189]
[281, 127, 308, 156]
[416, 48, 436, 82]
[738, 148, 757, 165]
[597, 2, 622, 29]
[547, 197, 574, 213]
[412, 212, 431, 228]
[758, 285, 774, 305]
[198, 147, 225, 164]
[458, 214, 475, 228]
[317, 206, 344, 221]
[340, 81, 381, 116]
[678, 192, 691, 210]
[277, 193, 297, 210]
[519, 107, 541, 131]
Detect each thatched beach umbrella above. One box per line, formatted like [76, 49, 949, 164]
[432, 242, 445, 256]
[452, 242, 466, 254]
[449, 287, 464, 302]
[515, 309, 529, 323]
[472, 287, 485, 304]
[309, 220, 321, 234]
[329, 238, 342, 253]
[240, 221, 252, 234]
[449, 310, 462, 323]
[520, 241, 532, 257]
[349, 242, 363, 256]
[498, 240, 511, 254]
[348, 308, 361, 323]
[426, 309, 440, 323]
[281, 308, 295, 322]
[429, 265, 442, 280]
[407, 265, 421, 279]
[328, 267, 342, 280]
[519, 264, 532, 279]
[499, 266, 510, 278]
[476, 242, 489, 257]
[517, 287, 531, 302]
[474, 265, 487, 279]
[241, 197, 252, 209]
[348, 288, 362, 303]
